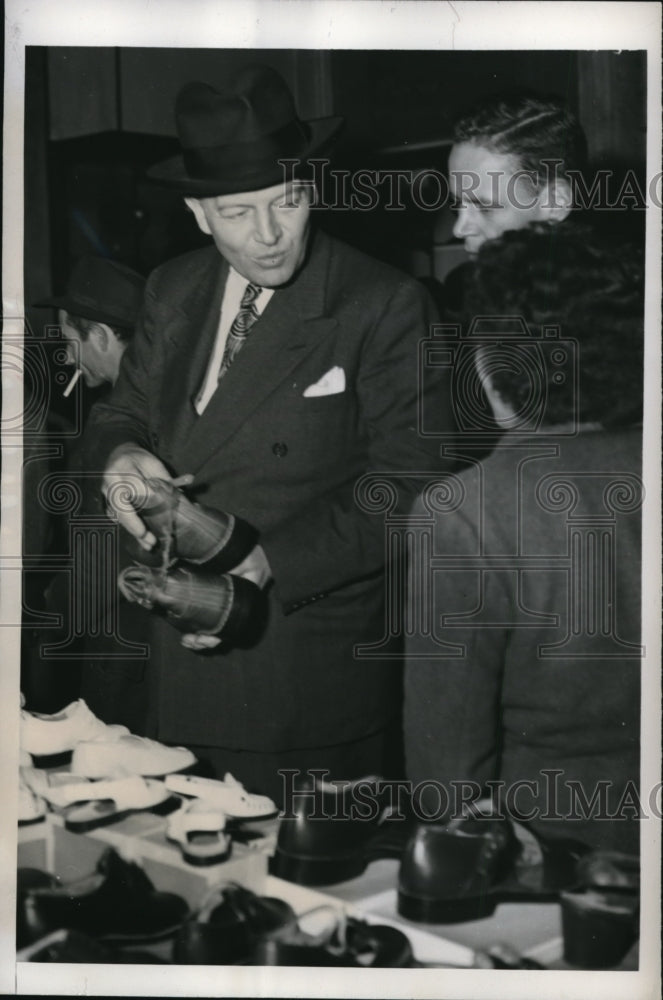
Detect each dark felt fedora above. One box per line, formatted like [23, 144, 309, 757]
[36, 256, 146, 328]
[147, 63, 344, 196]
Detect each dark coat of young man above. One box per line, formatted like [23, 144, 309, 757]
[83, 65, 454, 803]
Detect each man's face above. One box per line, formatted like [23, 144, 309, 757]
[60, 311, 111, 387]
[448, 141, 548, 255]
[186, 181, 312, 287]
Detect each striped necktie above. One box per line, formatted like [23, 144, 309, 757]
[218, 282, 262, 379]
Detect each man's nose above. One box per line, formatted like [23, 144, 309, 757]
[64, 345, 75, 366]
[254, 207, 281, 246]
[452, 204, 474, 240]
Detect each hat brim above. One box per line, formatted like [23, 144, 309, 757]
[33, 294, 134, 328]
[146, 115, 344, 196]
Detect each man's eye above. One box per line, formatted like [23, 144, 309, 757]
[219, 208, 248, 219]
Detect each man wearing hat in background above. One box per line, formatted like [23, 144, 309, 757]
[23, 256, 147, 715]
[42, 255, 146, 390]
[83, 64, 453, 802]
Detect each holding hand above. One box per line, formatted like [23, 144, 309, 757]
[102, 444, 192, 550]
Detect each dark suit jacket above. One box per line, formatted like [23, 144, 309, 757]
[404, 427, 642, 852]
[84, 229, 453, 751]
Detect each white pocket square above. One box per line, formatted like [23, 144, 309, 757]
[303, 366, 346, 397]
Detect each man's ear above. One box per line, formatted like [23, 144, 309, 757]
[89, 322, 109, 352]
[537, 177, 573, 223]
[184, 197, 212, 236]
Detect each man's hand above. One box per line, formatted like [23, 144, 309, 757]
[102, 444, 192, 550]
[180, 633, 223, 651]
[180, 544, 271, 650]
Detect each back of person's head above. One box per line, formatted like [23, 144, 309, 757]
[453, 93, 588, 190]
[465, 222, 643, 428]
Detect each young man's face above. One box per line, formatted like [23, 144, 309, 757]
[186, 181, 312, 288]
[60, 311, 110, 387]
[449, 141, 551, 255]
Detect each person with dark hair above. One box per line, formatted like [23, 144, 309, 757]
[404, 223, 642, 853]
[448, 93, 587, 256]
[432, 94, 591, 448]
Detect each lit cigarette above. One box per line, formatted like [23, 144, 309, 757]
[63, 369, 82, 397]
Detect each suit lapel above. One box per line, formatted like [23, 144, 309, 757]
[159, 252, 228, 455]
[176, 231, 337, 475]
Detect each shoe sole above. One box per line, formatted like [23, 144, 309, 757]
[99, 921, 187, 944]
[179, 845, 233, 867]
[64, 795, 180, 834]
[269, 848, 369, 886]
[18, 813, 46, 827]
[397, 889, 498, 924]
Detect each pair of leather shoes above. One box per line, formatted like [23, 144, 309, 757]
[271, 773, 414, 886]
[119, 477, 264, 642]
[123, 476, 257, 572]
[173, 883, 295, 964]
[18, 848, 189, 946]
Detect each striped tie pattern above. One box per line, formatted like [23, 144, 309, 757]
[218, 282, 262, 379]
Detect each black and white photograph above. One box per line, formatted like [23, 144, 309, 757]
[2, 2, 661, 997]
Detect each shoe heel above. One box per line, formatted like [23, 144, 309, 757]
[181, 845, 232, 868]
[269, 849, 368, 886]
[30, 750, 72, 769]
[397, 890, 498, 924]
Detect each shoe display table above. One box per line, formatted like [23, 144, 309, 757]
[18, 816, 639, 969]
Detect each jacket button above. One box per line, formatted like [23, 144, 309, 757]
[272, 442, 288, 457]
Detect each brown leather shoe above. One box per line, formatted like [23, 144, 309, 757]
[398, 811, 521, 923]
[118, 564, 263, 641]
[123, 477, 257, 572]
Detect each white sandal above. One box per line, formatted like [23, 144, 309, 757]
[29, 773, 177, 832]
[164, 772, 277, 820]
[166, 799, 232, 866]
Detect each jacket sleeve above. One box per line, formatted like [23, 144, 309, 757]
[81, 275, 160, 477]
[261, 276, 456, 611]
[403, 490, 511, 819]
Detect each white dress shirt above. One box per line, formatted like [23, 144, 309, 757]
[194, 267, 274, 414]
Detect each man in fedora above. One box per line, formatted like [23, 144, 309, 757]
[39, 255, 146, 389]
[23, 257, 146, 715]
[84, 64, 452, 801]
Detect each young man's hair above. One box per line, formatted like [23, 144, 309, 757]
[64, 311, 133, 343]
[453, 93, 588, 188]
[465, 221, 643, 428]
